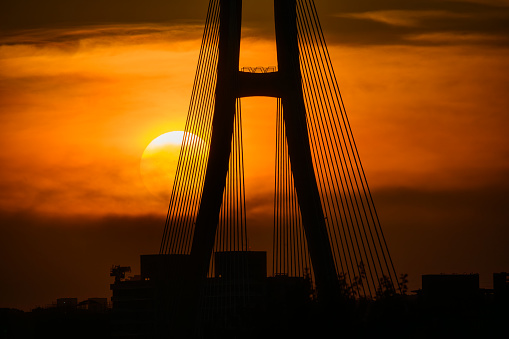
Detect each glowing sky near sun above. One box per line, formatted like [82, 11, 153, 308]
[1, 32, 508, 217]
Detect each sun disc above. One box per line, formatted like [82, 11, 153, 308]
[140, 131, 205, 201]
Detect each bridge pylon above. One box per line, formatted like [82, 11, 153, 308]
[158, 0, 400, 336]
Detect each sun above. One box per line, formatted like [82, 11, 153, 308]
[140, 131, 205, 201]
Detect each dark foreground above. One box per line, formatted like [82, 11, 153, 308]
[1, 292, 508, 339]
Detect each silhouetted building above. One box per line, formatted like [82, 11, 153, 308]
[421, 273, 482, 315]
[23, 298, 111, 339]
[110, 266, 155, 338]
[493, 272, 509, 300]
[110, 252, 313, 338]
[78, 298, 108, 313]
[208, 251, 268, 307]
[56, 298, 78, 312]
[214, 251, 266, 280]
[422, 274, 479, 298]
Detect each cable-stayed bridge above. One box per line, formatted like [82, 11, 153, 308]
[156, 0, 400, 336]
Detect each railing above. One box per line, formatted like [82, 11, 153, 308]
[240, 66, 277, 73]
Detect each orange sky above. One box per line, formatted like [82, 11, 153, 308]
[1, 0, 509, 310]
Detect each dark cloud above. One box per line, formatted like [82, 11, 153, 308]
[373, 185, 509, 290]
[2, 0, 508, 47]
[0, 0, 210, 31]
[318, 0, 484, 12]
[0, 23, 203, 50]
[2, 181, 509, 310]
[0, 0, 273, 34]
[0, 212, 164, 311]
[316, 0, 509, 46]
[0, 24, 205, 50]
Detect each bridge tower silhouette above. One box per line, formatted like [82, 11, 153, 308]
[158, 0, 399, 335]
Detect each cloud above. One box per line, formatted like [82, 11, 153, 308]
[2, 0, 509, 47]
[318, 0, 509, 46]
[337, 10, 467, 28]
[0, 0, 211, 31]
[447, 0, 509, 6]
[406, 32, 508, 44]
[0, 24, 204, 52]
[0, 0, 276, 39]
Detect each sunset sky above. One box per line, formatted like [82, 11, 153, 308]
[1, 0, 509, 310]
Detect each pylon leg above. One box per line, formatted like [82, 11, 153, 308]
[190, 0, 243, 278]
[275, 0, 338, 301]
